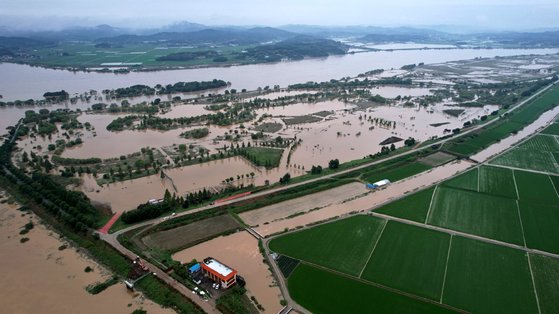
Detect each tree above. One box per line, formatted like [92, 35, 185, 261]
[390, 144, 396, 151]
[404, 137, 416, 146]
[328, 159, 340, 169]
[279, 173, 291, 184]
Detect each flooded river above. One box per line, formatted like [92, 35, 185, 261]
[0, 192, 173, 314]
[1, 48, 558, 101]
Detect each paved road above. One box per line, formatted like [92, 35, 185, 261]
[98, 82, 557, 313]
[99, 232, 220, 314]
[108, 81, 556, 239]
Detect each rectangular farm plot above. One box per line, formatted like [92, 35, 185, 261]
[491, 149, 558, 174]
[268, 215, 385, 276]
[443, 237, 539, 314]
[518, 200, 559, 254]
[374, 186, 435, 222]
[141, 214, 240, 251]
[360, 221, 450, 301]
[519, 134, 559, 152]
[441, 168, 478, 191]
[428, 186, 524, 245]
[550, 175, 559, 195]
[288, 263, 457, 314]
[541, 123, 559, 136]
[514, 170, 559, 205]
[529, 254, 559, 314]
[478, 166, 518, 199]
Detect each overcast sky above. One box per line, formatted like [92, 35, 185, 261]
[2, 0, 559, 31]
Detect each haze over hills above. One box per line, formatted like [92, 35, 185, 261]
[2, 20, 559, 71]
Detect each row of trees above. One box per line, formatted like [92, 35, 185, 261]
[0, 133, 101, 233]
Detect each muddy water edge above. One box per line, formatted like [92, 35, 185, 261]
[0, 190, 174, 314]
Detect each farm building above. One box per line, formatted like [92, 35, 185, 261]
[366, 179, 391, 189]
[201, 257, 237, 289]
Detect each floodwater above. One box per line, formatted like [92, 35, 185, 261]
[369, 86, 434, 98]
[173, 231, 283, 314]
[472, 105, 559, 162]
[362, 43, 458, 50]
[256, 99, 353, 117]
[239, 182, 368, 227]
[81, 156, 304, 213]
[0, 193, 173, 314]
[255, 160, 472, 237]
[254, 102, 559, 236]
[2, 48, 558, 101]
[277, 101, 495, 168]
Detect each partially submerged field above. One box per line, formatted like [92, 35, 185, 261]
[239, 182, 367, 227]
[142, 214, 241, 251]
[173, 231, 283, 314]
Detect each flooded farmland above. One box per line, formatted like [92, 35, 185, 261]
[1, 48, 559, 101]
[173, 231, 283, 314]
[0, 192, 173, 314]
[81, 156, 294, 213]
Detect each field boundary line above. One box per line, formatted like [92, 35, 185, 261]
[370, 211, 559, 260]
[516, 200, 528, 248]
[512, 169, 520, 200]
[548, 174, 559, 200]
[477, 167, 480, 192]
[527, 254, 542, 314]
[298, 260, 468, 314]
[424, 185, 438, 224]
[547, 151, 559, 173]
[358, 220, 387, 278]
[439, 234, 453, 304]
[489, 163, 558, 177]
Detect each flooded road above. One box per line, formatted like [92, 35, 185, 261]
[0, 192, 173, 314]
[173, 231, 283, 314]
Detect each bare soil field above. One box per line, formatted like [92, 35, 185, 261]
[255, 161, 472, 236]
[0, 191, 173, 314]
[419, 152, 456, 167]
[239, 182, 368, 226]
[173, 231, 283, 314]
[142, 214, 240, 251]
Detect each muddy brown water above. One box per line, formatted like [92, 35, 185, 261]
[173, 231, 283, 314]
[255, 160, 472, 236]
[472, 106, 559, 162]
[240, 182, 368, 227]
[0, 193, 174, 314]
[81, 156, 305, 213]
[2, 49, 558, 101]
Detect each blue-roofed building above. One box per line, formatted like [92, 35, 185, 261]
[188, 263, 201, 274]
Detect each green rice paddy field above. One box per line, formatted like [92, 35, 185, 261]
[490, 135, 559, 173]
[446, 83, 559, 156]
[270, 163, 559, 313]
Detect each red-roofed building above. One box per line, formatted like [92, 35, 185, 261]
[200, 257, 237, 288]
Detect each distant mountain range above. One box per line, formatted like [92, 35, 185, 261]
[96, 27, 295, 45]
[2, 21, 559, 52]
